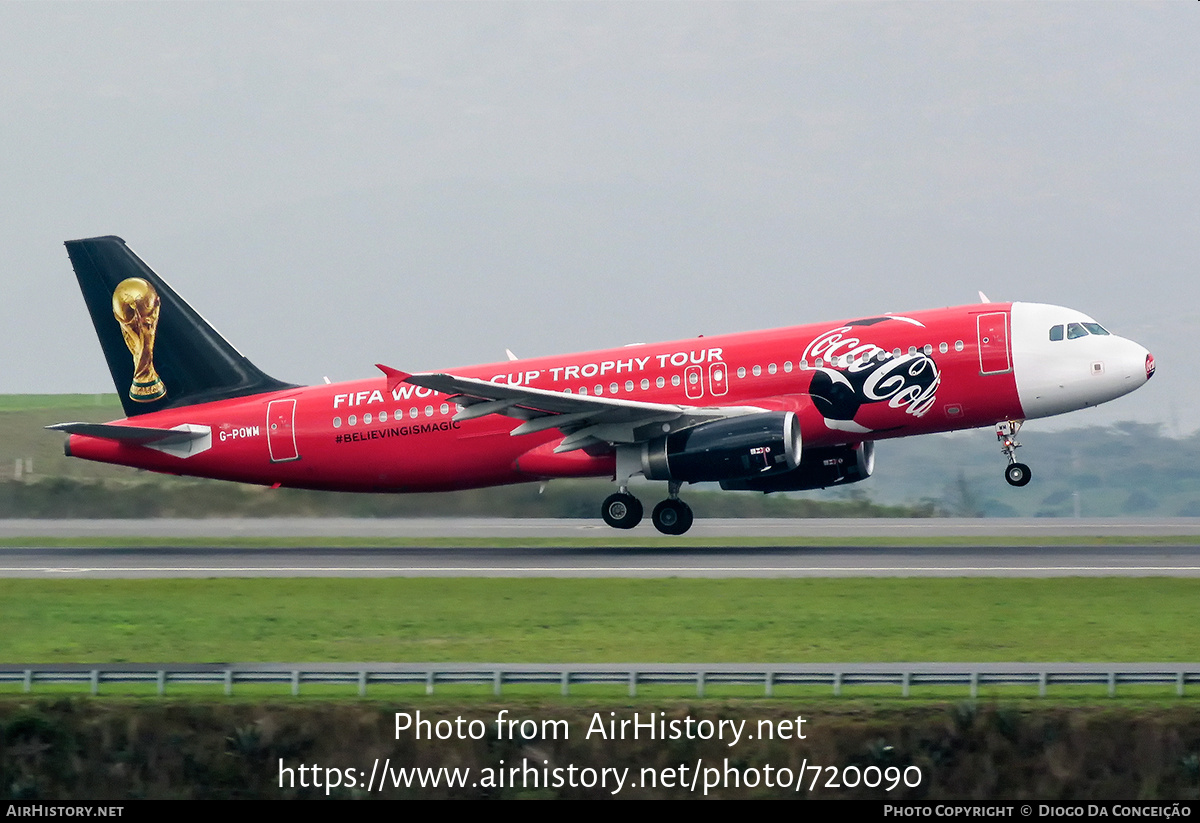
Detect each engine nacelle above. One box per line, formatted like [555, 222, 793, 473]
[641, 411, 801, 484]
[719, 441, 875, 493]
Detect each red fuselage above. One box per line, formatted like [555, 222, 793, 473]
[66, 303, 1030, 492]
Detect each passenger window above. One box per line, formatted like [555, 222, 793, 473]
[939, 342, 948, 354]
[1049, 325, 1064, 341]
[1067, 323, 1088, 339]
[954, 341, 964, 352]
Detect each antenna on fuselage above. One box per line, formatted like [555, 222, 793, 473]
[978, 291, 992, 303]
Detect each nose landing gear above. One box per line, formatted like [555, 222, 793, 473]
[997, 420, 1031, 487]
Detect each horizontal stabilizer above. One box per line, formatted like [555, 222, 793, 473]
[46, 421, 208, 446]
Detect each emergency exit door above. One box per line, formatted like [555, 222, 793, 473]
[977, 312, 1012, 375]
[267, 399, 300, 462]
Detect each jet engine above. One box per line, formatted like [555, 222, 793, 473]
[640, 411, 801, 484]
[719, 441, 875, 493]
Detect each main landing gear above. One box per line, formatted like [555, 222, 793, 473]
[600, 482, 694, 535]
[652, 492, 694, 536]
[601, 491, 642, 530]
[997, 420, 1031, 487]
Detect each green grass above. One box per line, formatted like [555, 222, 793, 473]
[0, 393, 120, 412]
[1, 393, 128, 483]
[2, 577, 1198, 664]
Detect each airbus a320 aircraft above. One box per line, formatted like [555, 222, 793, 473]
[51, 236, 1155, 534]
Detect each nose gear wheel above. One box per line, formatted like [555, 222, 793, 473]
[1005, 462, 1031, 487]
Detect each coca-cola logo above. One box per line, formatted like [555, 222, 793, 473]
[804, 324, 940, 428]
[801, 317, 925, 365]
[803, 326, 887, 366]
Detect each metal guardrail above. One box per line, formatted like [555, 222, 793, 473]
[1, 663, 1198, 698]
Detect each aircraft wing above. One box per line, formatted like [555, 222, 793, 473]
[378, 365, 764, 452]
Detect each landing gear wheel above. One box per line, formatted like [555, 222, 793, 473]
[652, 498, 694, 535]
[601, 493, 643, 529]
[676, 504, 694, 535]
[1005, 462, 1031, 487]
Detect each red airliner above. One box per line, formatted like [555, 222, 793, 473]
[52, 236, 1155, 534]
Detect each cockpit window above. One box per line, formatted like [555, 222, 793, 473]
[1082, 323, 1109, 336]
[1067, 322, 1089, 339]
[1049, 325, 1064, 341]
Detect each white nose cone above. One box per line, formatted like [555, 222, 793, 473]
[1011, 303, 1154, 420]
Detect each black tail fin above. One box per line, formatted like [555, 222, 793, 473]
[65, 235, 296, 418]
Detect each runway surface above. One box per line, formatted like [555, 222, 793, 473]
[3, 518, 1198, 578]
[4, 544, 1200, 578]
[5, 516, 1200, 539]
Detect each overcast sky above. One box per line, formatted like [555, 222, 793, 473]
[4, 2, 1196, 433]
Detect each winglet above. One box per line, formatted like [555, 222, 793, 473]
[375, 364, 412, 394]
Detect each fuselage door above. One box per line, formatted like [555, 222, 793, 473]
[977, 312, 1012, 375]
[684, 365, 705, 400]
[267, 398, 300, 462]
